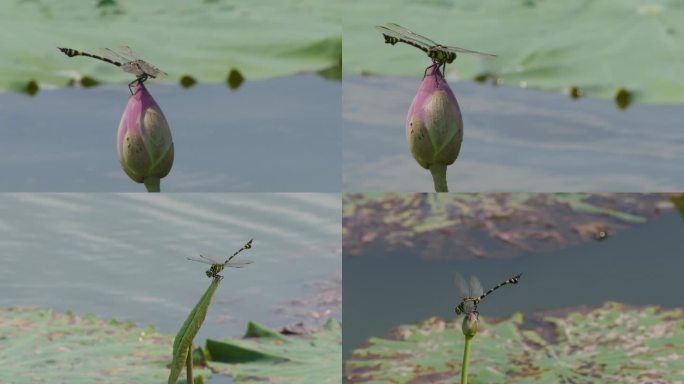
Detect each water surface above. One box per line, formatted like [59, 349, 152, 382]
[343, 74, 684, 191]
[0, 75, 340, 192]
[343, 209, 684, 358]
[0, 193, 341, 342]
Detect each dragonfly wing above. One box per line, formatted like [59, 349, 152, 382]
[384, 23, 440, 46]
[115, 46, 139, 60]
[470, 276, 484, 298]
[120, 62, 145, 76]
[99, 48, 130, 63]
[453, 273, 470, 297]
[225, 260, 253, 268]
[186, 256, 216, 264]
[137, 61, 166, 78]
[442, 45, 497, 58]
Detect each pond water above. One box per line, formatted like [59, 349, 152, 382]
[0, 75, 340, 192]
[0, 193, 341, 382]
[343, 74, 684, 192]
[342, 208, 684, 358]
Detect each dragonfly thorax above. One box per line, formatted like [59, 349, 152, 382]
[428, 47, 456, 64]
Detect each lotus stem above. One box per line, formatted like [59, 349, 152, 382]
[429, 164, 448, 192]
[144, 176, 161, 192]
[461, 334, 473, 384]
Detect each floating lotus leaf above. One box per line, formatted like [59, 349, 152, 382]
[0, 307, 211, 383]
[344, 0, 684, 107]
[0, 0, 341, 93]
[345, 302, 684, 383]
[206, 318, 342, 383]
[343, 193, 677, 258]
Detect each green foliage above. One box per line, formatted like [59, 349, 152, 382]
[343, 0, 684, 106]
[0, 0, 341, 93]
[207, 318, 342, 383]
[346, 303, 684, 383]
[0, 307, 175, 383]
[168, 277, 220, 384]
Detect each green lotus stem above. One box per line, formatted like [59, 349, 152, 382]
[429, 164, 448, 192]
[144, 176, 161, 192]
[461, 334, 473, 384]
[185, 344, 193, 383]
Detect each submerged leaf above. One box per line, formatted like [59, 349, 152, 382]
[343, 193, 675, 258]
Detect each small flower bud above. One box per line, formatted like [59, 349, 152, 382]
[117, 82, 174, 191]
[406, 65, 463, 170]
[462, 311, 479, 338]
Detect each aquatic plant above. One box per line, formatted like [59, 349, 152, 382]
[406, 66, 462, 192]
[117, 81, 174, 192]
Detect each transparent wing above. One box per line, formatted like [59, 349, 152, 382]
[375, 25, 431, 51]
[440, 45, 497, 58]
[187, 254, 223, 265]
[115, 46, 139, 60]
[453, 273, 470, 298]
[378, 23, 439, 47]
[469, 276, 484, 298]
[99, 47, 131, 63]
[136, 61, 166, 78]
[225, 260, 253, 268]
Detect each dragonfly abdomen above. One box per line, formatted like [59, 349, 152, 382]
[57, 47, 123, 67]
[479, 274, 522, 300]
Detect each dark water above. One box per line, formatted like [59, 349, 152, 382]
[343, 74, 684, 192]
[0, 75, 340, 192]
[342, 209, 684, 358]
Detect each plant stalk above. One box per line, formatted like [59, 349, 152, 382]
[186, 344, 193, 383]
[429, 163, 448, 192]
[144, 176, 161, 192]
[461, 334, 473, 384]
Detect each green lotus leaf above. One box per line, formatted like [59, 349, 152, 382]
[0, 0, 341, 93]
[206, 318, 342, 383]
[344, 0, 684, 106]
[0, 307, 209, 383]
[346, 302, 684, 383]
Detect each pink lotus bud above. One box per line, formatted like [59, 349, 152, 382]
[406, 66, 463, 192]
[117, 82, 174, 192]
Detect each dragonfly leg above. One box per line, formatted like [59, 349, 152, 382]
[128, 75, 149, 95]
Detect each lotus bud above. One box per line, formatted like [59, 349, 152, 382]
[406, 66, 463, 192]
[461, 311, 479, 338]
[117, 82, 174, 192]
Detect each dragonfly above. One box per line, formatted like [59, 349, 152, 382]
[187, 239, 253, 280]
[454, 273, 521, 316]
[58, 46, 167, 94]
[375, 23, 496, 74]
